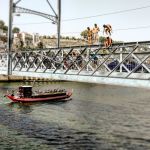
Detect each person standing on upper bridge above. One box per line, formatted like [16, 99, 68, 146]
[104, 36, 113, 48]
[103, 24, 112, 36]
[87, 27, 93, 45]
[92, 24, 100, 44]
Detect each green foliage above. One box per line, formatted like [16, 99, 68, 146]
[99, 36, 105, 43]
[43, 35, 46, 39]
[71, 36, 76, 40]
[80, 30, 88, 39]
[0, 20, 5, 29]
[12, 27, 20, 33]
[0, 20, 8, 33]
[3, 26, 8, 32]
[66, 36, 69, 40]
[37, 41, 43, 49]
[0, 20, 20, 34]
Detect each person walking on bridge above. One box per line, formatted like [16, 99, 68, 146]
[103, 24, 112, 36]
[92, 24, 100, 44]
[87, 27, 93, 45]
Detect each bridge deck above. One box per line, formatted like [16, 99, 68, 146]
[1, 41, 150, 88]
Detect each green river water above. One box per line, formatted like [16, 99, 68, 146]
[0, 81, 150, 150]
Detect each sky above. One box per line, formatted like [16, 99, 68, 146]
[0, 0, 150, 42]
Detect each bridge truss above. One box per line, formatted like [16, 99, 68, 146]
[1, 41, 150, 81]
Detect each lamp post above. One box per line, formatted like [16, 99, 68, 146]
[7, 0, 14, 75]
[57, 0, 61, 48]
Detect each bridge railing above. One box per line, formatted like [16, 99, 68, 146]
[0, 52, 8, 74]
[1, 41, 150, 79]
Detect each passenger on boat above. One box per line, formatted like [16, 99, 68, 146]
[11, 90, 14, 96]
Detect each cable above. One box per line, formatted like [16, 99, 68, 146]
[12, 23, 150, 35]
[63, 5, 150, 21]
[114, 25, 150, 31]
[60, 25, 150, 35]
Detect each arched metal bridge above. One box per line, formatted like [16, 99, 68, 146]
[1, 41, 150, 88]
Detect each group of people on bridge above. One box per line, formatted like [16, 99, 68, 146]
[87, 24, 113, 48]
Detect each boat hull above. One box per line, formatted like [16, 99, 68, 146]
[6, 91, 72, 103]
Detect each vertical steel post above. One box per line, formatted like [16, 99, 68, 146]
[119, 47, 123, 72]
[57, 0, 61, 48]
[7, 0, 13, 75]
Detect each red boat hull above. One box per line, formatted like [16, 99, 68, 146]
[6, 91, 72, 103]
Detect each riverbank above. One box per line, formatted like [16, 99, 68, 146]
[0, 75, 54, 82]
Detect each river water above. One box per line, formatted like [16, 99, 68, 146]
[0, 81, 150, 150]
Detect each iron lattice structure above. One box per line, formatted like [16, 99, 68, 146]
[1, 41, 150, 80]
[14, 6, 57, 23]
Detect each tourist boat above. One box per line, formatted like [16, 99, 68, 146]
[5, 86, 73, 103]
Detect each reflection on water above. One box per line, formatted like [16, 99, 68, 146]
[7, 102, 33, 114]
[0, 81, 150, 149]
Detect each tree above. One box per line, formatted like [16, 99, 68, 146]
[13, 27, 20, 33]
[71, 36, 76, 40]
[37, 41, 44, 49]
[99, 36, 105, 43]
[80, 30, 88, 39]
[66, 36, 69, 40]
[43, 35, 46, 39]
[3, 26, 8, 33]
[0, 20, 8, 32]
[0, 20, 5, 29]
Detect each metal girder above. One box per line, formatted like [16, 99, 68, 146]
[131, 53, 150, 73]
[14, 6, 57, 23]
[64, 48, 87, 74]
[91, 47, 119, 75]
[126, 55, 150, 78]
[46, 0, 57, 17]
[14, 0, 21, 5]
[77, 47, 101, 74]
[2, 41, 150, 80]
[34, 50, 51, 72]
[107, 45, 138, 76]
[53, 48, 74, 73]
